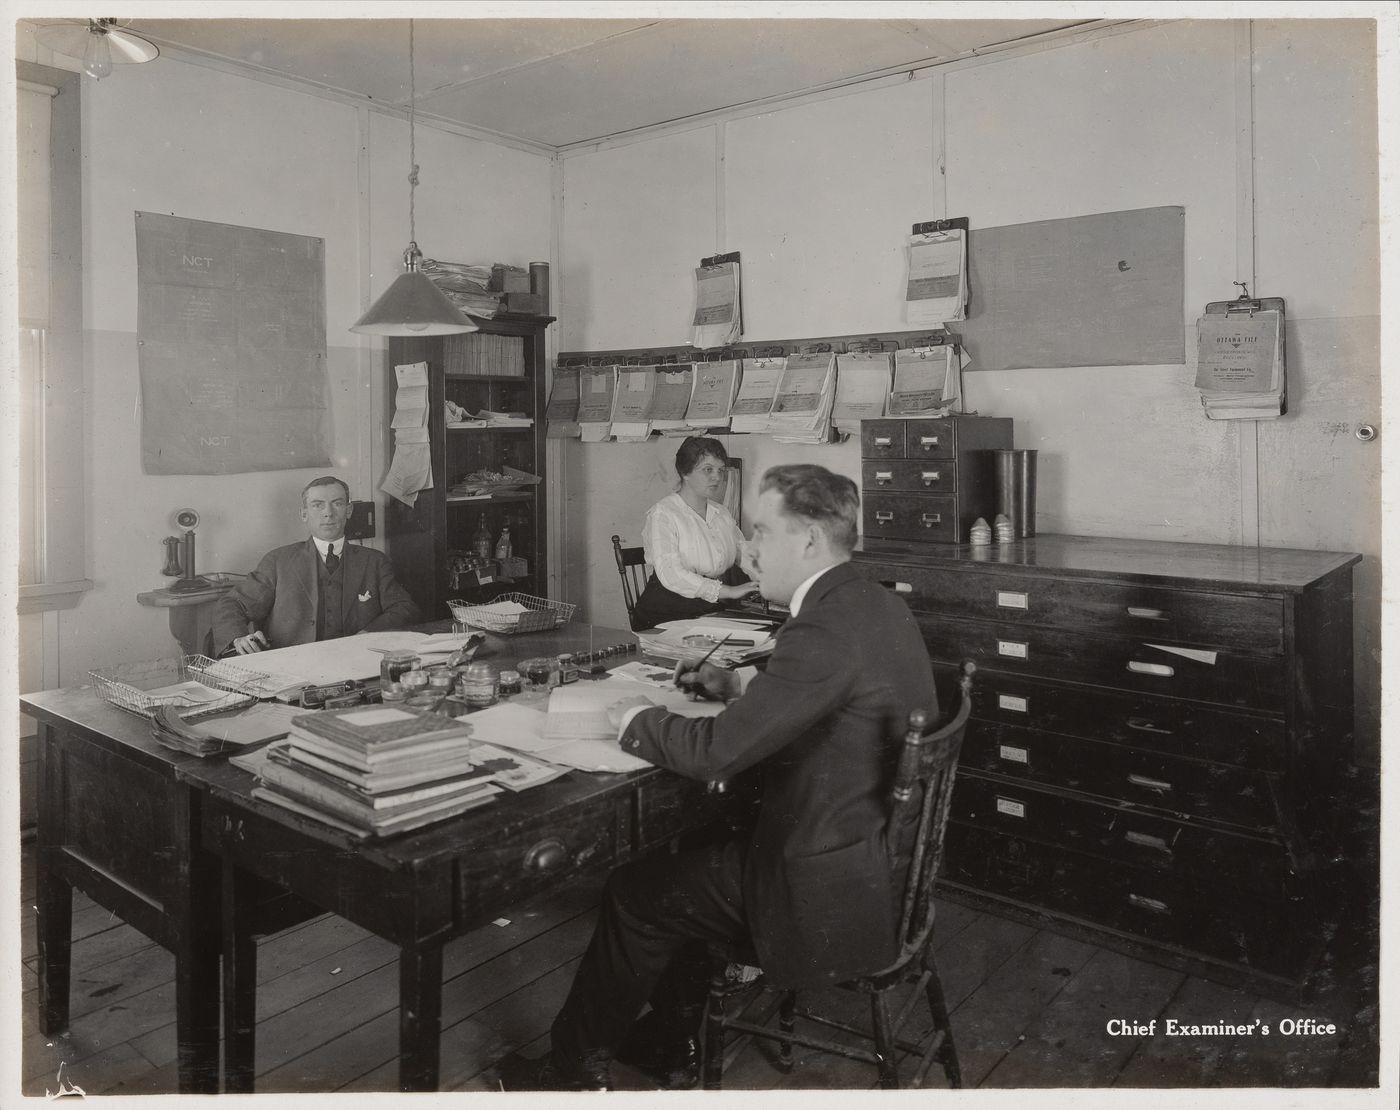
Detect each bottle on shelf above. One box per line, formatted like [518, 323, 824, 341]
[472, 519, 493, 562]
[495, 525, 513, 561]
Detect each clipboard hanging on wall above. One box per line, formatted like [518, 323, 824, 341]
[691, 251, 742, 350]
[1194, 284, 1287, 420]
[890, 332, 966, 417]
[906, 218, 969, 327]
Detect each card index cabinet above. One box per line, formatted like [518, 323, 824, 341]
[853, 533, 1360, 993]
[860, 416, 1012, 544]
[385, 315, 554, 623]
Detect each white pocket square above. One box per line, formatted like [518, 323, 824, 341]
[358, 590, 373, 602]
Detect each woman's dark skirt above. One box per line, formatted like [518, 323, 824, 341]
[630, 574, 721, 632]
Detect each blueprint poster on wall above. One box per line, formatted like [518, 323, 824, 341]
[135, 211, 331, 474]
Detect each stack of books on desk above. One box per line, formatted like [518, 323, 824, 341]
[253, 706, 507, 837]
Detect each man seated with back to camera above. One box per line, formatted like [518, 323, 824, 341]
[213, 476, 418, 657]
[496, 463, 938, 1091]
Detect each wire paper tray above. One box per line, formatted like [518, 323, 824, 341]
[447, 593, 576, 634]
[89, 654, 261, 720]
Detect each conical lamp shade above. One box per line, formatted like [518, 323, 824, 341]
[350, 270, 479, 336]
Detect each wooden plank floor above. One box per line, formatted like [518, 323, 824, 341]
[17, 839, 1378, 1096]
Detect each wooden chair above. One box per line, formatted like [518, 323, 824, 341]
[699, 662, 975, 1090]
[612, 534, 649, 630]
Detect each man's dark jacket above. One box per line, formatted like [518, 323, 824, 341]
[212, 539, 417, 657]
[622, 560, 937, 988]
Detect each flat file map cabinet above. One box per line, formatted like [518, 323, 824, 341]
[853, 533, 1359, 993]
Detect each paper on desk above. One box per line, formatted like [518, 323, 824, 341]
[193, 702, 306, 746]
[463, 701, 557, 752]
[234, 631, 431, 690]
[141, 679, 230, 705]
[537, 739, 651, 774]
[542, 677, 724, 743]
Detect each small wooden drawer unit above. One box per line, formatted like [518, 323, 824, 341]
[859, 416, 1012, 543]
[854, 533, 1360, 991]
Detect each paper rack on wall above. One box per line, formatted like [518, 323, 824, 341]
[1194, 285, 1287, 420]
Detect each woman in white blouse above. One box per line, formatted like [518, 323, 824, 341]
[631, 437, 760, 631]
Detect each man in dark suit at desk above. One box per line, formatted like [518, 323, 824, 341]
[213, 476, 417, 657]
[499, 464, 937, 1091]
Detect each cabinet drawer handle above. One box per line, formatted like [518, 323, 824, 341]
[1126, 773, 1174, 794]
[1127, 607, 1168, 620]
[524, 837, 569, 872]
[1125, 829, 1173, 854]
[918, 435, 940, 449]
[1126, 717, 1173, 735]
[1127, 661, 1174, 677]
[919, 513, 942, 527]
[873, 436, 893, 447]
[920, 471, 941, 486]
[874, 470, 893, 484]
[874, 511, 894, 524]
[1127, 893, 1171, 915]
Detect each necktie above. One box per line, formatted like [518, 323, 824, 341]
[325, 546, 340, 574]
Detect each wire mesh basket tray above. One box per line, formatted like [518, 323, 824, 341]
[89, 654, 262, 720]
[446, 593, 576, 635]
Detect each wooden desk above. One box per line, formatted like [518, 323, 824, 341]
[24, 622, 737, 1094]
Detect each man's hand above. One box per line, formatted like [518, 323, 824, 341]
[606, 695, 659, 730]
[674, 660, 741, 702]
[233, 631, 269, 655]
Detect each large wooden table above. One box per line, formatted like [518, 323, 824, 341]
[24, 622, 738, 1092]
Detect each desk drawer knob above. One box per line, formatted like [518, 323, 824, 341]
[1127, 660, 1174, 677]
[524, 838, 569, 873]
[1127, 893, 1171, 915]
[1126, 773, 1174, 795]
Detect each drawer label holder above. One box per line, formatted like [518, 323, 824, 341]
[997, 693, 1029, 713]
[997, 640, 1028, 659]
[995, 796, 1026, 819]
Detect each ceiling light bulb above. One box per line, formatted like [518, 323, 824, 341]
[403, 320, 431, 332]
[82, 27, 113, 80]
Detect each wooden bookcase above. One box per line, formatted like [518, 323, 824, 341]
[385, 314, 554, 622]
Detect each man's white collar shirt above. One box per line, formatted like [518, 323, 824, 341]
[312, 536, 343, 560]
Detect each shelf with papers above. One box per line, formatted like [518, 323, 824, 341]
[385, 314, 553, 622]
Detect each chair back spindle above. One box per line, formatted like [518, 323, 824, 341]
[611, 534, 650, 629]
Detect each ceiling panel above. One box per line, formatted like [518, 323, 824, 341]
[32, 15, 1088, 148]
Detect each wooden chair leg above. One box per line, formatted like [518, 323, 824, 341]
[923, 957, 962, 1088]
[777, 991, 797, 1072]
[870, 990, 900, 1089]
[702, 964, 728, 1090]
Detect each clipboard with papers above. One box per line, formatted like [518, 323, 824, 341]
[1194, 286, 1287, 420]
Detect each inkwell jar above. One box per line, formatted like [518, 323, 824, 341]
[459, 662, 498, 708]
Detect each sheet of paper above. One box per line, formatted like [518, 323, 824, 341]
[691, 261, 741, 350]
[395, 361, 429, 388]
[462, 701, 557, 752]
[649, 367, 694, 428]
[1194, 311, 1281, 392]
[391, 385, 429, 429]
[1145, 644, 1219, 665]
[833, 351, 892, 431]
[906, 230, 967, 325]
[238, 631, 430, 689]
[192, 702, 307, 746]
[577, 366, 617, 423]
[542, 677, 724, 742]
[380, 440, 433, 507]
[536, 739, 652, 774]
[686, 360, 739, 425]
[890, 346, 957, 415]
[141, 680, 229, 705]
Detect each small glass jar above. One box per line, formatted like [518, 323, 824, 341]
[557, 653, 579, 684]
[519, 656, 557, 690]
[428, 669, 454, 692]
[459, 662, 498, 707]
[498, 669, 522, 697]
[381, 649, 420, 687]
[379, 681, 408, 704]
[401, 670, 430, 706]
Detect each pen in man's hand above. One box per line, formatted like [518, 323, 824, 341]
[676, 635, 732, 700]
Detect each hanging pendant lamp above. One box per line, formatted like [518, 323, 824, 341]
[351, 21, 476, 336]
[34, 18, 159, 80]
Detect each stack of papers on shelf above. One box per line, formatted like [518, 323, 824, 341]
[478, 410, 533, 428]
[890, 345, 963, 416]
[691, 260, 741, 349]
[769, 351, 837, 444]
[684, 360, 740, 430]
[420, 259, 502, 318]
[381, 362, 434, 507]
[905, 228, 967, 326]
[730, 357, 784, 433]
[1194, 309, 1285, 420]
[610, 365, 658, 441]
[578, 366, 617, 442]
[832, 350, 893, 435]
